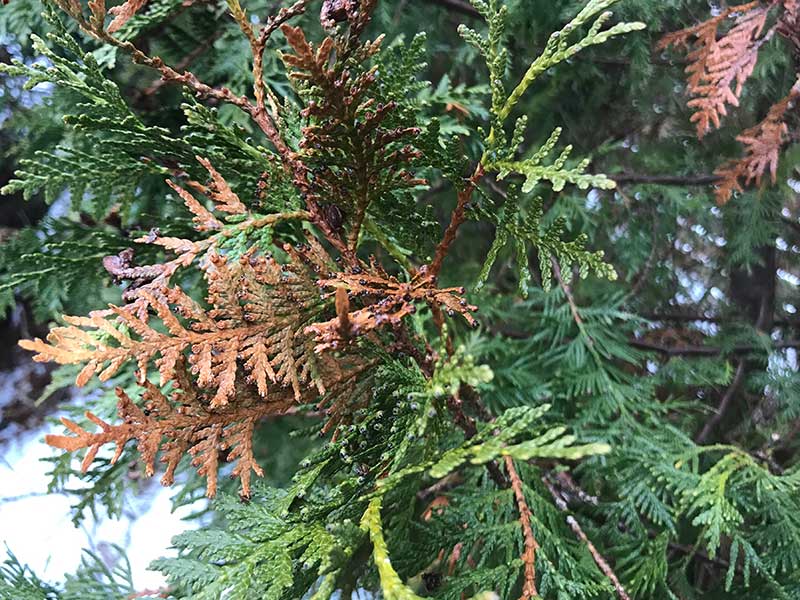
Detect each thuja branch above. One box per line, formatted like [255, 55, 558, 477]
[8, 2, 664, 596]
[53, 0, 304, 183]
[56, 0, 356, 259]
[96, 31, 292, 159]
[227, 0, 308, 119]
[134, 31, 224, 100]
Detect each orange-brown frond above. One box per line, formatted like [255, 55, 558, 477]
[223, 417, 264, 498]
[305, 266, 478, 351]
[660, 2, 774, 138]
[44, 381, 298, 497]
[21, 247, 333, 407]
[195, 157, 247, 215]
[166, 179, 222, 232]
[714, 80, 799, 203]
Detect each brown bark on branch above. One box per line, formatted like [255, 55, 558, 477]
[504, 456, 539, 600]
[420, 0, 481, 19]
[612, 173, 720, 185]
[429, 164, 485, 278]
[695, 359, 747, 443]
[544, 479, 631, 600]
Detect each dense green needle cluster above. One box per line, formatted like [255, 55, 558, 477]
[1, 0, 800, 599]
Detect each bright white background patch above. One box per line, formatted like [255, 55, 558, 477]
[0, 425, 201, 589]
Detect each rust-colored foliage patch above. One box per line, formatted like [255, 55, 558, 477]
[715, 82, 800, 204]
[661, 0, 799, 203]
[658, 1, 769, 139]
[307, 264, 478, 352]
[15, 0, 482, 499]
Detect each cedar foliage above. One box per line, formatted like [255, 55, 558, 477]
[659, 0, 800, 203]
[2, 0, 800, 599]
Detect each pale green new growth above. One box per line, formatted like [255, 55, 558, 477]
[429, 344, 494, 398]
[501, 2, 645, 121]
[494, 128, 617, 193]
[361, 497, 425, 600]
[378, 404, 611, 490]
[361, 497, 499, 600]
[458, 0, 640, 296]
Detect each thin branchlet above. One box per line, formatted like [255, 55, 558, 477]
[10, 1, 655, 596]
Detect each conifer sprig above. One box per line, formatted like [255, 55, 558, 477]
[427, 0, 644, 291]
[659, 0, 800, 203]
[0, 1, 709, 598]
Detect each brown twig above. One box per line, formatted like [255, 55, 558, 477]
[137, 30, 223, 98]
[78, 4, 359, 262]
[612, 173, 720, 186]
[422, 163, 484, 354]
[551, 257, 593, 347]
[90, 27, 295, 162]
[566, 516, 631, 600]
[553, 471, 599, 506]
[504, 456, 539, 600]
[429, 164, 485, 278]
[629, 338, 800, 356]
[252, 0, 308, 115]
[421, 0, 482, 19]
[544, 479, 631, 600]
[695, 359, 747, 444]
